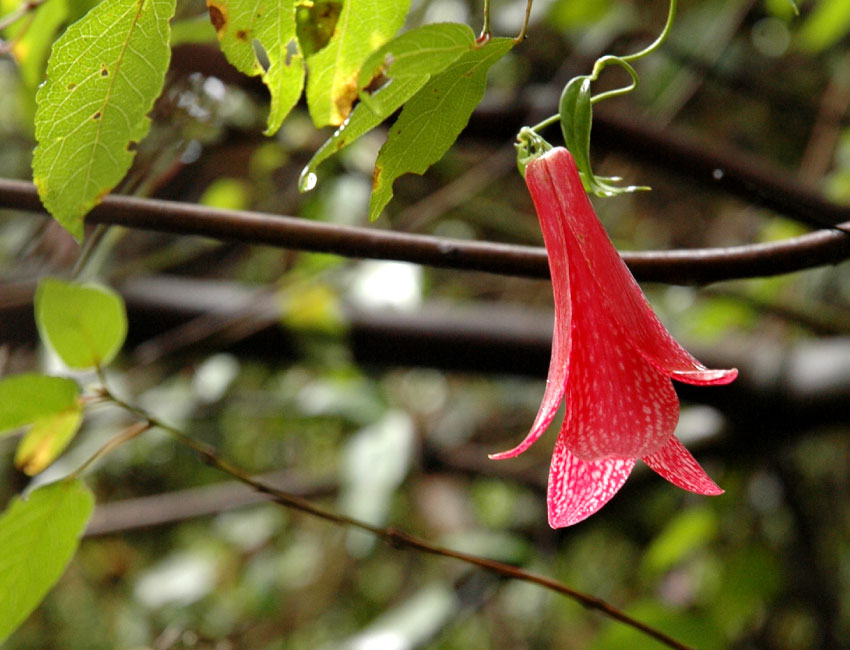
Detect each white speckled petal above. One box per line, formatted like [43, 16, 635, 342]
[548, 436, 635, 528]
[642, 436, 723, 495]
[562, 220, 680, 460]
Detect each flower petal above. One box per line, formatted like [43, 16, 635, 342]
[539, 148, 737, 386]
[548, 435, 635, 528]
[562, 222, 680, 460]
[490, 153, 574, 460]
[642, 436, 723, 495]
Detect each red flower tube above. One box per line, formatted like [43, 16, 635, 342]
[492, 147, 737, 528]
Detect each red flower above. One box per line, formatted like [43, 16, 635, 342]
[492, 147, 737, 528]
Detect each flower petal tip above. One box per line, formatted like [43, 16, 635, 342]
[672, 367, 738, 386]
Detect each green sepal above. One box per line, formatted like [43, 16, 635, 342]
[515, 127, 552, 177]
[558, 75, 648, 197]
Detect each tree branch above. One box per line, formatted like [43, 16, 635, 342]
[3, 178, 850, 284]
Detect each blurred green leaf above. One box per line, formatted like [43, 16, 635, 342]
[170, 14, 217, 46]
[305, 0, 410, 127]
[796, 0, 850, 53]
[208, 0, 303, 135]
[199, 177, 252, 210]
[712, 544, 784, 636]
[368, 37, 513, 221]
[31, 0, 175, 240]
[592, 600, 725, 650]
[300, 23, 476, 191]
[279, 282, 346, 335]
[547, 0, 612, 30]
[15, 405, 84, 475]
[35, 277, 128, 369]
[0, 479, 94, 644]
[642, 507, 718, 574]
[1, 0, 68, 90]
[0, 373, 79, 435]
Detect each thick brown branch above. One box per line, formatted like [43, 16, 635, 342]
[3, 178, 850, 284]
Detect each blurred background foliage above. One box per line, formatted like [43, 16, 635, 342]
[1, 0, 850, 648]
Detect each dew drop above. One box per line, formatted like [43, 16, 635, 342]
[299, 171, 318, 192]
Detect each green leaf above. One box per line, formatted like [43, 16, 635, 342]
[35, 277, 128, 369]
[207, 0, 303, 135]
[305, 0, 410, 127]
[368, 37, 513, 221]
[0, 374, 79, 436]
[356, 23, 476, 113]
[32, 0, 176, 240]
[300, 23, 476, 191]
[1, 0, 69, 90]
[0, 479, 94, 644]
[15, 406, 85, 476]
[796, 0, 850, 53]
[641, 507, 718, 574]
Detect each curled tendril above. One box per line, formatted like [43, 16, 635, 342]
[521, 0, 677, 197]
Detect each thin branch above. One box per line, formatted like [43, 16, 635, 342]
[0, 0, 46, 34]
[3, 178, 850, 284]
[96, 385, 694, 650]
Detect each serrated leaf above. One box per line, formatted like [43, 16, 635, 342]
[0, 374, 79, 436]
[1, 0, 69, 90]
[0, 479, 94, 644]
[15, 406, 84, 476]
[305, 0, 409, 127]
[356, 23, 475, 113]
[35, 277, 128, 369]
[300, 23, 476, 191]
[32, 0, 176, 240]
[206, 0, 303, 135]
[368, 37, 513, 221]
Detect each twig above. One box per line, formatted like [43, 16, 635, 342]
[0, 0, 46, 33]
[3, 178, 850, 285]
[95, 385, 694, 650]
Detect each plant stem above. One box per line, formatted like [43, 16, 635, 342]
[94, 383, 693, 650]
[621, 0, 677, 63]
[514, 0, 534, 44]
[479, 0, 491, 40]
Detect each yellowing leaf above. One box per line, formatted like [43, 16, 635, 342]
[305, 0, 409, 127]
[207, 0, 304, 135]
[15, 405, 84, 476]
[368, 37, 513, 221]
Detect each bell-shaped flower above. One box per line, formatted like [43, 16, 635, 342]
[492, 147, 737, 528]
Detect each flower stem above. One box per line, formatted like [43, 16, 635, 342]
[478, 0, 491, 41]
